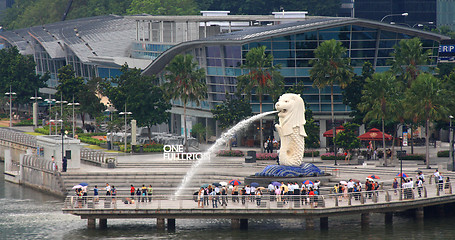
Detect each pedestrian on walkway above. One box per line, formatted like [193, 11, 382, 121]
[147, 185, 153, 202]
[105, 183, 111, 196]
[130, 185, 135, 200]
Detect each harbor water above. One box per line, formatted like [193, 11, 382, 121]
[1, 161, 455, 240]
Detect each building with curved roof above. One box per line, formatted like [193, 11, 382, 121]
[0, 12, 449, 147]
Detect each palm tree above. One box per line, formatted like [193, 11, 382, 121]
[237, 46, 283, 152]
[390, 37, 432, 87]
[389, 38, 432, 154]
[164, 54, 207, 152]
[359, 72, 401, 166]
[310, 39, 354, 160]
[405, 73, 450, 168]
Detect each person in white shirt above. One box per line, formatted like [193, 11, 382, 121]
[250, 186, 256, 202]
[245, 185, 251, 201]
[416, 178, 423, 197]
[105, 183, 111, 196]
[347, 179, 354, 193]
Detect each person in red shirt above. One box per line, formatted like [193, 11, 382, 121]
[130, 185, 135, 200]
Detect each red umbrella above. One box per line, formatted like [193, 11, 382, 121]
[323, 126, 345, 137]
[358, 128, 392, 141]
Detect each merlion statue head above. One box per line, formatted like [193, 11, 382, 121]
[275, 93, 306, 136]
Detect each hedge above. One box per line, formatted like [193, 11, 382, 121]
[256, 153, 278, 160]
[78, 136, 105, 146]
[438, 151, 449, 157]
[320, 153, 345, 160]
[13, 119, 34, 126]
[133, 144, 164, 153]
[398, 154, 425, 160]
[216, 150, 244, 157]
[304, 150, 320, 157]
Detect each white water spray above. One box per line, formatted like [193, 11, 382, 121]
[173, 110, 278, 197]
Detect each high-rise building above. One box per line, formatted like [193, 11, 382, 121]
[339, 0, 455, 30]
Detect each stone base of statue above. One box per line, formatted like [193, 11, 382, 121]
[244, 163, 330, 186]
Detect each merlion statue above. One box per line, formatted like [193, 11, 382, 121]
[275, 93, 306, 166]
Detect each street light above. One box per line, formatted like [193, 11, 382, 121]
[450, 115, 454, 171]
[56, 97, 67, 134]
[105, 107, 117, 150]
[119, 105, 132, 153]
[5, 86, 16, 128]
[412, 22, 434, 28]
[381, 12, 408, 22]
[44, 98, 56, 135]
[30, 92, 42, 130]
[68, 101, 80, 138]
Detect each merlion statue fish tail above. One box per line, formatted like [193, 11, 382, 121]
[275, 93, 306, 166]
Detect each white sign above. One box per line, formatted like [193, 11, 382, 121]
[403, 132, 408, 147]
[163, 145, 207, 160]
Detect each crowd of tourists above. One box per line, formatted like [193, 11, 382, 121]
[196, 180, 322, 208]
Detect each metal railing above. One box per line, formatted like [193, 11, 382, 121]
[80, 148, 117, 167]
[0, 128, 37, 147]
[63, 182, 453, 211]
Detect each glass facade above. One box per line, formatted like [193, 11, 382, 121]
[188, 24, 440, 115]
[131, 42, 174, 60]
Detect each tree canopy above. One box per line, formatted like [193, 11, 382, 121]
[102, 64, 171, 142]
[211, 94, 252, 130]
[0, 46, 47, 104]
[127, 0, 199, 15]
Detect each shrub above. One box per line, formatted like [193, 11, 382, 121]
[398, 154, 425, 161]
[34, 127, 49, 135]
[304, 150, 320, 157]
[256, 153, 278, 160]
[14, 118, 34, 126]
[133, 143, 164, 153]
[320, 152, 345, 160]
[216, 150, 244, 157]
[78, 136, 105, 146]
[438, 150, 449, 157]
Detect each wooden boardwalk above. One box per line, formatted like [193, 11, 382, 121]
[63, 182, 455, 229]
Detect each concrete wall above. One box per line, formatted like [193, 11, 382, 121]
[19, 154, 66, 197]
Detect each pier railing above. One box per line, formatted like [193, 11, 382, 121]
[63, 183, 452, 210]
[80, 148, 117, 167]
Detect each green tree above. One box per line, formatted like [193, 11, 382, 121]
[335, 122, 360, 153]
[359, 72, 401, 166]
[405, 73, 450, 168]
[236, 45, 284, 152]
[0, 47, 47, 118]
[343, 61, 375, 124]
[389, 38, 432, 87]
[310, 39, 354, 157]
[127, 0, 198, 15]
[102, 64, 171, 145]
[163, 54, 207, 152]
[211, 94, 252, 149]
[56, 65, 105, 129]
[191, 123, 206, 143]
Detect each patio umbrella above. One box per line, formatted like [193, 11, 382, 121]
[351, 179, 360, 183]
[302, 180, 314, 185]
[397, 173, 409, 178]
[358, 128, 392, 141]
[340, 181, 348, 185]
[323, 126, 345, 138]
[251, 182, 260, 188]
[271, 181, 281, 187]
[201, 184, 209, 188]
[72, 184, 83, 189]
[79, 182, 89, 187]
[219, 182, 228, 186]
[212, 183, 221, 187]
[229, 179, 241, 186]
[367, 175, 380, 179]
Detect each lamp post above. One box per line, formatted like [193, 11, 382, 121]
[105, 107, 117, 150]
[5, 86, 16, 128]
[412, 22, 434, 28]
[68, 101, 80, 138]
[44, 98, 56, 135]
[381, 12, 408, 22]
[50, 119, 63, 163]
[30, 91, 42, 130]
[450, 115, 454, 171]
[119, 105, 132, 153]
[56, 97, 67, 134]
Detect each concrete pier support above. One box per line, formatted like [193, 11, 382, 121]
[361, 213, 369, 227]
[306, 217, 315, 230]
[320, 217, 329, 230]
[240, 219, 248, 230]
[415, 207, 424, 220]
[87, 219, 96, 229]
[231, 219, 240, 229]
[385, 212, 393, 225]
[167, 219, 176, 231]
[156, 218, 165, 230]
[99, 219, 107, 229]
